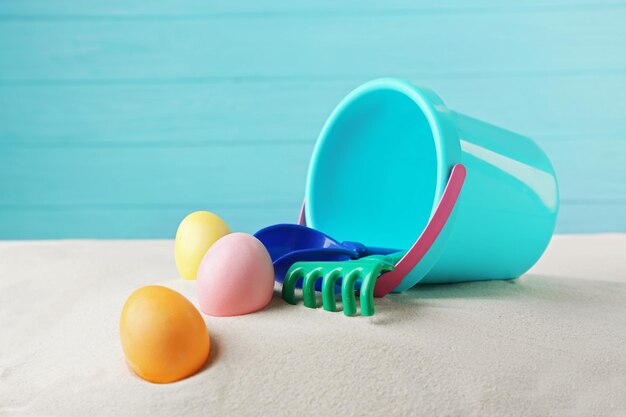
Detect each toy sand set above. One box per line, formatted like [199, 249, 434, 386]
[119, 78, 559, 383]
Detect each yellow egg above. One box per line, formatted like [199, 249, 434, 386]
[120, 286, 210, 383]
[175, 211, 231, 280]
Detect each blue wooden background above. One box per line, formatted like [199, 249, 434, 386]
[1, 0, 625, 239]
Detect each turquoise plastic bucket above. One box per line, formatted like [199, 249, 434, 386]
[305, 78, 559, 290]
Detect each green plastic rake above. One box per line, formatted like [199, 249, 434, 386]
[281, 252, 405, 316]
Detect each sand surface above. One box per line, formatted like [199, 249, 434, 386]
[1, 235, 625, 417]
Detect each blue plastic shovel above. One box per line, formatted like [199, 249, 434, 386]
[253, 223, 399, 287]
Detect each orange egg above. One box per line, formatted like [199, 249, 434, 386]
[120, 286, 210, 383]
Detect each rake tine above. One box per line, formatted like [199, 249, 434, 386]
[282, 256, 398, 316]
[282, 266, 305, 305]
[359, 262, 395, 316]
[321, 268, 343, 312]
[341, 269, 363, 316]
[359, 270, 376, 316]
[302, 268, 324, 308]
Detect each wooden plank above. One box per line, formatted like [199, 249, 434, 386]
[0, 201, 621, 238]
[0, 143, 311, 206]
[0, 204, 301, 239]
[430, 75, 626, 144]
[542, 140, 626, 202]
[1, 8, 625, 82]
[556, 202, 626, 233]
[0, 0, 617, 17]
[2, 74, 626, 146]
[0, 140, 623, 207]
[0, 81, 341, 145]
[0, 1, 623, 237]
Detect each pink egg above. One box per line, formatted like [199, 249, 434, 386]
[197, 232, 274, 317]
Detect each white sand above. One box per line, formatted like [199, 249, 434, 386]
[1, 235, 625, 417]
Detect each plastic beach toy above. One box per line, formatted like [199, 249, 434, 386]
[197, 233, 274, 317]
[175, 211, 231, 280]
[255, 160, 465, 317]
[280, 162, 465, 316]
[120, 286, 210, 383]
[282, 252, 405, 316]
[253, 223, 398, 287]
[301, 78, 558, 293]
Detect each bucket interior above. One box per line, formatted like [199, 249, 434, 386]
[307, 86, 443, 249]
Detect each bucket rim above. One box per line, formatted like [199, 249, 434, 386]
[305, 77, 462, 235]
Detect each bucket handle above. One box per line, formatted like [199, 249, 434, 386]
[298, 163, 467, 297]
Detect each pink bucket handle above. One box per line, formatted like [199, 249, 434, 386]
[298, 200, 307, 226]
[298, 163, 466, 296]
